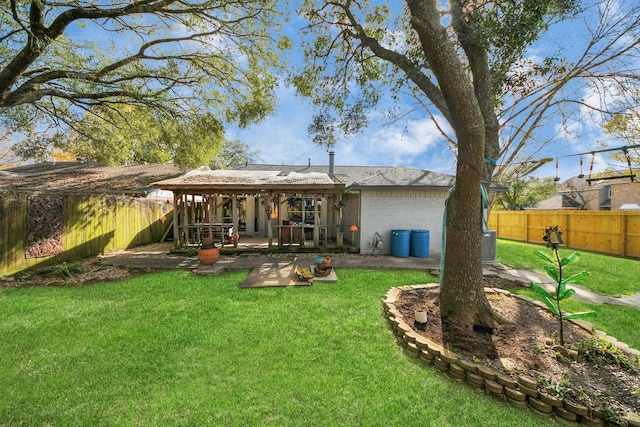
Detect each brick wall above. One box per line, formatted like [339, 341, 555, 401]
[611, 182, 640, 210]
[359, 189, 447, 256]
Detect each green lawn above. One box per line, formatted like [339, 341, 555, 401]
[496, 239, 640, 296]
[0, 269, 559, 426]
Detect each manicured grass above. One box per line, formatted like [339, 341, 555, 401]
[497, 239, 640, 296]
[0, 269, 559, 426]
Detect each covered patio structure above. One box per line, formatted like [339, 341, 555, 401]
[153, 170, 346, 249]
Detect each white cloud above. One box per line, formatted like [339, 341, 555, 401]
[227, 86, 457, 173]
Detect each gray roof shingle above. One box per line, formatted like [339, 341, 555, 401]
[0, 162, 182, 195]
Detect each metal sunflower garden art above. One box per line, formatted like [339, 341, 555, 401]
[530, 226, 596, 346]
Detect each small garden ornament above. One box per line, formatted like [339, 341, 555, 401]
[530, 226, 596, 346]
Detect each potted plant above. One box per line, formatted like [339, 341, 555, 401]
[198, 238, 219, 266]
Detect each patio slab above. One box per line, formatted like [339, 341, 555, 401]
[238, 262, 338, 288]
[239, 262, 311, 288]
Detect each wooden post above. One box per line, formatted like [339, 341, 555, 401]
[173, 192, 180, 247]
[337, 193, 344, 247]
[622, 211, 628, 257]
[207, 194, 213, 240]
[277, 194, 283, 247]
[232, 193, 239, 249]
[313, 193, 319, 247]
[267, 193, 274, 248]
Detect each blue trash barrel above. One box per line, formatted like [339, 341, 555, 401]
[410, 229, 430, 258]
[390, 229, 410, 257]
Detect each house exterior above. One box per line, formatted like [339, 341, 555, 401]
[236, 162, 458, 256]
[532, 173, 640, 211]
[152, 168, 346, 250]
[154, 156, 461, 257]
[237, 161, 507, 257]
[344, 166, 454, 256]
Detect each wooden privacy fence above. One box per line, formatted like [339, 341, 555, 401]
[489, 210, 640, 258]
[1, 192, 173, 276]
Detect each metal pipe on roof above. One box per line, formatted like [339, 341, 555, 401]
[329, 151, 335, 175]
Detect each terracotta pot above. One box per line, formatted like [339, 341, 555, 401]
[198, 247, 220, 266]
[321, 258, 331, 267]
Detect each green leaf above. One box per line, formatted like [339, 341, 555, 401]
[540, 297, 560, 317]
[562, 311, 597, 320]
[561, 271, 590, 285]
[530, 283, 560, 317]
[530, 282, 553, 299]
[560, 252, 579, 266]
[558, 288, 575, 300]
[544, 265, 559, 282]
[534, 250, 554, 263]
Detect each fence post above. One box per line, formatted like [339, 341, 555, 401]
[622, 211, 628, 257]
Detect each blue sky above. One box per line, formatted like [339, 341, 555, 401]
[227, 84, 456, 173]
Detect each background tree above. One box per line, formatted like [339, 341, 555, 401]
[294, 0, 585, 328]
[1, 0, 285, 158]
[209, 139, 261, 170]
[496, 177, 558, 210]
[604, 108, 640, 166]
[0, 132, 24, 169]
[31, 105, 227, 171]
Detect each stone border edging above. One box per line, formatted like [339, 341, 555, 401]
[382, 284, 640, 427]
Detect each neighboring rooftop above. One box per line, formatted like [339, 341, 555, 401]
[0, 162, 181, 195]
[528, 194, 582, 210]
[559, 171, 638, 192]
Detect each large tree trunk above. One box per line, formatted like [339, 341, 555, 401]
[440, 157, 495, 328]
[407, 0, 495, 328]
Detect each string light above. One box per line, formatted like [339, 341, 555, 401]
[498, 144, 640, 182]
[578, 156, 584, 179]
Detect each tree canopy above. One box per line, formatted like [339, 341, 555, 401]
[291, 0, 639, 327]
[1, 0, 286, 162]
[294, 0, 640, 184]
[604, 110, 640, 166]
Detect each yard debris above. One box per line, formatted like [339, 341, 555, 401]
[295, 266, 314, 283]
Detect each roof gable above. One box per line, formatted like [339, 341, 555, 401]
[238, 163, 394, 187]
[349, 166, 454, 189]
[153, 169, 344, 193]
[239, 163, 455, 189]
